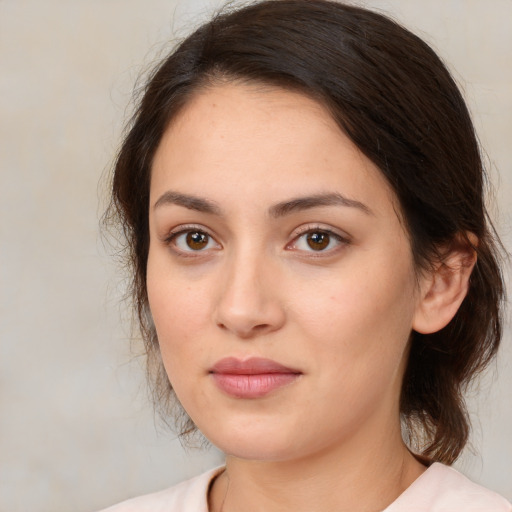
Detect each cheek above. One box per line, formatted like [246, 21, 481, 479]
[292, 254, 418, 376]
[297, 269, 415, 335]
[146, 257, 212, 366]
[146, 274, 214, 410]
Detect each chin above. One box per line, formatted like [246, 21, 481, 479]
[199, 419, 302, 461]
[217, 438, 300, 462]
[202, 416, 335, 463]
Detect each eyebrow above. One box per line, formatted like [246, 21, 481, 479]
[269, 192, 373, 218]
[153, 190, 372, 217]
[153, 191, 222, 215]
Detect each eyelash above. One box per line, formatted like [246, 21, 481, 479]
[163, 224, 351, 257]
[164, 224, 219, 257]
[287, 224, 351, 256]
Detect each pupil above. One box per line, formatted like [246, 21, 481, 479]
[186, 231, 208, 250]
[307, 232, 329, 250]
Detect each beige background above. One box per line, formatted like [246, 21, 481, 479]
[1, 1, 510, 511]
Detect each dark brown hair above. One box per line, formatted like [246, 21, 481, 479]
[107, 0, 505, 463]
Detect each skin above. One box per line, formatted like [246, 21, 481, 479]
[146, 83, 472, 512]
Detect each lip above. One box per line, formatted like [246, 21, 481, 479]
[210, 357, 302, 398]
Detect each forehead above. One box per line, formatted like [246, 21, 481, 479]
[151, 83, 399, 219]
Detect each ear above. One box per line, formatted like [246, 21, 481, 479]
[412, 234, 477, 334]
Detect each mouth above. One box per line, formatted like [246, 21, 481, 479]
[209, 357, 302, 399]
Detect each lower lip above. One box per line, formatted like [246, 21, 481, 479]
[211, 373, 299, 398]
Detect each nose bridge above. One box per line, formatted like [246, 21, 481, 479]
[227, 247, 261, 294]
[214, 241, 284, 338]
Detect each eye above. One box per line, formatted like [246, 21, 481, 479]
[167, 228, 221, 253]
[304, 231, 331, 251]
[289, 228, 348, 253]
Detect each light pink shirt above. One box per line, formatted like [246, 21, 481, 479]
[99, 463, 511, 511]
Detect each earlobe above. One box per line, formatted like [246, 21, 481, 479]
[412, 235, 477, 334]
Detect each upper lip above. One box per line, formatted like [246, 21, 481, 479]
[210, 357, 301, 375]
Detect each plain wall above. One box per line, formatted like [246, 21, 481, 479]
[1, 1, 510, 511]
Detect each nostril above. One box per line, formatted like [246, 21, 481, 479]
[216, 320, 273, 339]
[253, 323, 271, 333]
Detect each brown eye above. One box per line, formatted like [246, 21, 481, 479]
[289, 227, 347, 255]
[186, 231, 209, 250]
[306, 231, 330, 251]
[168, 228, 221, 255]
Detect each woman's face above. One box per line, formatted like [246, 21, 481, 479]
[147, 83, 425, 461]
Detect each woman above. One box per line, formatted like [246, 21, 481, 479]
[101, 0, 510, 510]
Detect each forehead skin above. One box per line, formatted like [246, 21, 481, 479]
[151, 82, 402, 226]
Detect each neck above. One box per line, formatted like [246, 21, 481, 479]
[209, 420, 426, 512]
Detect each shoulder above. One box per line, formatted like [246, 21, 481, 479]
[386, 463, 512, 512]
[97, 466, 224, 512]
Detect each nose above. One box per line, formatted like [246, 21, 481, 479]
[213, 253, 286, 339]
